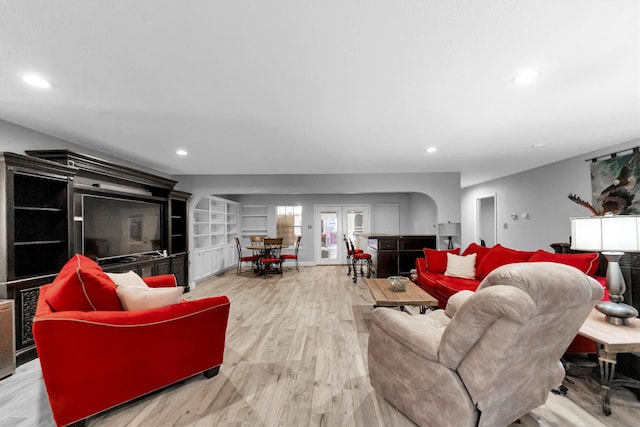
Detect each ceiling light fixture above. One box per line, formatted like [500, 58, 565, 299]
[511, 69, 540, 86]
[21, 74, 51, 88]
[426, 147, 437, 153]
[176, 149, 188, 156]
[531, 143, 545, 148]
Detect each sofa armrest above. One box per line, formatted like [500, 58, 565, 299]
[33, 288, 230, 427]
[372, 308, 444, 362]
[444, 290, 474, 318]
[143, 274, 177, 288]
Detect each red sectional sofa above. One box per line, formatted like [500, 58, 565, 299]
[414, 243, 608, 353]
[33, 255, 230, 427]
[415, 243, 606, 308]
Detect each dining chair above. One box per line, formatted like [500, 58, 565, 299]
[250, 235, 265, 246]
[235, 237, 258, 275]
[281, 236, 301, 271]
[260, 237, 284, 279]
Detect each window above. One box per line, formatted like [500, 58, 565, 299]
[276, 205, 302, 246]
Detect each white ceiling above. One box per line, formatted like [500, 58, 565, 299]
[1, 1, 639, 187]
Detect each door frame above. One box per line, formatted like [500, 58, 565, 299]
[314, 205, 342, 265]
[475, 193, 497, 247]
[314, 204, 370, 265]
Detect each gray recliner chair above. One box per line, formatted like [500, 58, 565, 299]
[368, 262, 603, 427]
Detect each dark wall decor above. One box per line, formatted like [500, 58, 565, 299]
[590, 148, 640, 215]
[568, 147, 640, 216]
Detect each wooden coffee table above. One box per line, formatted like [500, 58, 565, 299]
[364, 278, 438, 314]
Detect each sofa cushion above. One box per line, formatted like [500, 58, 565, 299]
[423, 248, 460, 274]
[528, 250, 600, 276]
[444, 253, 477, 279]
[462, 242, 492, 266]
[106, 271, 148, 288]
[475, 244, 534, 280]
[435, 276, 481, 300]
[46, 254, 123, 312]
[418, 271, 444, 287]
[116, 285, 184, 311]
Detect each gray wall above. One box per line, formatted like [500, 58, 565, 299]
[0, 119, 172, 178]
[461, 138, 640, 251]
[0, 119, 459, 267]
[175, 172, 461, 224]
[222, 192, 439, 264]
[8, 117, 638, 259]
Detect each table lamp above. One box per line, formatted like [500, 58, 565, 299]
[570, 214, 640, 325]
[438, 222, 460, 250]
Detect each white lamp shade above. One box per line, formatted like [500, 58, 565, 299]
[570, 215, 640, 252]
[438, 222, 460, 236]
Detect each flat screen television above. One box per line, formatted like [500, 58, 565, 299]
[82, 195, 163, 260]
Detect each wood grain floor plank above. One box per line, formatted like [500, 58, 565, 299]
[1, 265, 639, 426]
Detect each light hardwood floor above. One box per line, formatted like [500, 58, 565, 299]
[1, 265, 639, 426]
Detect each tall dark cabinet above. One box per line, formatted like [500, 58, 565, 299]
[169, 191, 190, 287]
[1, 150, 190, 365]
[0, 153, 76, 364]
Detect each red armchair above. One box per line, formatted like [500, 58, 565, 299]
[33, 255, 230, 427]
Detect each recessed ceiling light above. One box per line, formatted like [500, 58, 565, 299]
[511, 69, 540, 86]
[531, 143, 545, 148]
[426, 147, 437, 153]
[21, 74, 51, 88]
[176, 149, 188, 156]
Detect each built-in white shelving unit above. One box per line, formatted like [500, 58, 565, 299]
[191, 196, 239, 283]
[226, 203, 239, 245]
[240, 205, 268, 246]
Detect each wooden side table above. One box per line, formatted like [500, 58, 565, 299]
[578, 308, 640, 415]
[0, 299, 16, 380]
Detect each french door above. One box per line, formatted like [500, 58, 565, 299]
[314, 205, 370, 265]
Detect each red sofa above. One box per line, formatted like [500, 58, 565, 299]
[415, 243, 607, 308]
[33, 255, 230, 427]
[414, 243, 608, 353]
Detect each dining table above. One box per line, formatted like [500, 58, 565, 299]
[245, 241, 289, 275]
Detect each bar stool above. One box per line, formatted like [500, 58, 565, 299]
[350, 239, 371, 283]
[344, 235, 364, 276]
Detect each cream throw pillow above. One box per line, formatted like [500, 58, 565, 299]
[106, 271, 148, 288]
[444, 253, 477, 279]
[116, 285, 184, 311]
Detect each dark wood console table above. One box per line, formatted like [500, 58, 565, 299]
[359, 234, 436, 277]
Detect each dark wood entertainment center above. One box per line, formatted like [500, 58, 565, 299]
[0, 150, 190, 364]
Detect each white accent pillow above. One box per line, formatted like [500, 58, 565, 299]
[106, 271, 149, 288]
[444, 253, 477, 279]
[116, 285, 184, 311]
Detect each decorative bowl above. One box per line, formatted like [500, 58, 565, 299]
[388, 276, 409, 292]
